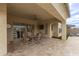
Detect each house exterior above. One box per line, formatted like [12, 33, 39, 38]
[68, 27, 79, 36]
[0, 3, 70, 55]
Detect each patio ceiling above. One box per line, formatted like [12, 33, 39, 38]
[7, 3, 58, 22]
[37, 3, 70, 22]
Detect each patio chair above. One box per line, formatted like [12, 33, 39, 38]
[35, 32, 42, 41]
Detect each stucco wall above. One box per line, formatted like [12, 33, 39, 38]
[7, 15, 36, 25]
[0, 4, 7, 55]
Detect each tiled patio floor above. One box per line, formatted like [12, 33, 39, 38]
[7, 36, 79, 56]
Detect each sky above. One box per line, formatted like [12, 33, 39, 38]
[67, 3, 79, 28]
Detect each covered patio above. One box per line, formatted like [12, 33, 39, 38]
[0, 3, 69, 55]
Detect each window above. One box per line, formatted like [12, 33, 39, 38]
[38, 25, 44, 30]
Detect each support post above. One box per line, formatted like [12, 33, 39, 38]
[53, 22, 59, 37]
[47, 23, 52, 38]
[0, 4, 7, 55]
[61, 21, 67, 40]
[34, 23, 38, 35]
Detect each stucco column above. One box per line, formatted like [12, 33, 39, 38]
[34, 23, 38, 35]
[47, 23, 52, 38]
[0, 4, 7, 55]
[61, 21, 67, 40]
[53, 23, 59, 37]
